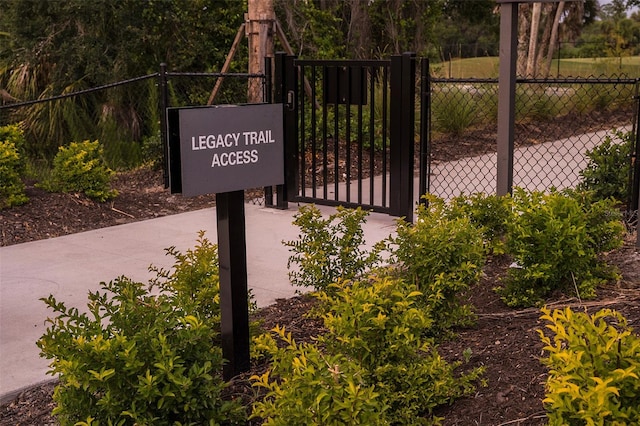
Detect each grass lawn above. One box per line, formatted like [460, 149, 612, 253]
[433, 56, 640, 78]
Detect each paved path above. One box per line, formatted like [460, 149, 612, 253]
[0, 203, 397, 403]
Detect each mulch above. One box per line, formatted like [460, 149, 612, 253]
[1, 104, 639, 424]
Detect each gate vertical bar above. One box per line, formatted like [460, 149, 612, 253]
[419, 57, 430, 204]
[159, 63, 170, 189]
[389, 53, 415, 221]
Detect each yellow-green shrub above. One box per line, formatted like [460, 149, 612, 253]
[539, 307, 640, 424]
[251, 327, 387, 425]
[45, 140, 118, 201]
[37, 233, 246, 425]
[0, 140, 28, 208]
[251, 275, 485, 426]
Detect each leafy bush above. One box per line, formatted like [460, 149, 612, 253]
[251, 326, 387, 425]
[284, 205, 386, 294]
[0, 123, 27, 155]
[498, 189, 625, 307]
[432, 90, 478, 135]
[251, 275, 484, 425]
[448, 192, 513, 254]
[539, 307, 640, 424]
[37, 233, 246, 426]
[0, 140, 28, 209]
[44, 140, 118, 201]
[317, 276, 484, 424]
[393, 195, 486, 335]
[578, 129, 633, 202]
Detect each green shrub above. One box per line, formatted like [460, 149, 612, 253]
[44, 140, 118, 201]
[284, 205, 386, 294]
[578, 129, 633, 202]
[539, 307, 640, 424]
[432, 90, 478, 135]
[317, 276, 484, 425]
[251, 275, 484, 426]
[37, 233, 246, 426]
[448, 192, 513, 254]
[393, 195, 486, 335]
[251, 326, 387, 425]
[0, 123, 27, 155]
[498, 189, 625, 307]
[0, 140, 28, 208]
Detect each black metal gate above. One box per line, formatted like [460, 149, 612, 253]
[270, 53, 428, 221]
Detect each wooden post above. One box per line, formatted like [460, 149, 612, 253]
[247, 0, 275, 103]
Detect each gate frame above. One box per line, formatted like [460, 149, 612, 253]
[274, 52, 420, 221]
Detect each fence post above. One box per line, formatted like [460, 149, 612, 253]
[389, 52, 415, 222]
[419, 57, 430, 205]
[496, 1, 518, 196]
[264, 56, 275, 207]
[633, 83, 640, 248]
[272, 52, 297, 209]
[159, 63, 170, 189]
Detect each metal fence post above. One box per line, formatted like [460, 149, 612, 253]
[275, 53, 298, 208]
[389, 53, 415, 221]
[264, 56, 275, 207]
[633, 82, 640, 248]
[496, 1, 518, 196]
[159, 63, 170, 188]
[419, 57, 430, 204]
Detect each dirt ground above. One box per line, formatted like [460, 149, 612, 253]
[1, 105, 639, 424]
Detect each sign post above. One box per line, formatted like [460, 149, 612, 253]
[167, 103, 284, 379]
[216, 190, 250, 379]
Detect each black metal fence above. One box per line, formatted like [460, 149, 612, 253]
[2, 62, 638, 217]
[427, 76, 639, 215]
[274, 53, 427, 220]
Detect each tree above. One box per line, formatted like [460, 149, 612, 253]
[0, 0, 245, 159]
[437, 0, 500, 60]
[275, 0, 445, 59]
[517, 0, 596, 77]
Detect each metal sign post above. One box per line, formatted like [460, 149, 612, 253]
[216, 190, 250, 379]
[167, 103, 284, 379]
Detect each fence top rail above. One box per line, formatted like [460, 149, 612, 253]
[432, 76, 638, 85]
[166, 72, 264, 78]
[431, 77, 498, 84]
[295, 59, 390, 67]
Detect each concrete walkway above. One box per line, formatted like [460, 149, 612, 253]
[0, 202, 397, 403]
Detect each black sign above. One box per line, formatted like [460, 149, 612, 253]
[168, 104, 284, 196]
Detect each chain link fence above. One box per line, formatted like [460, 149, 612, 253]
[427, 77, 638, 216]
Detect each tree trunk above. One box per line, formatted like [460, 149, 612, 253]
[535, 3, 554, 76]
[517, 3, 531, 77]
[541, 1, 565, 78]
[525, 2, 542, 77]
[247, 0, 275, 103]
[347, 0, 371, 59]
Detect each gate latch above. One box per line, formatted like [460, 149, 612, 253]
[286, 90, 295, 111]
